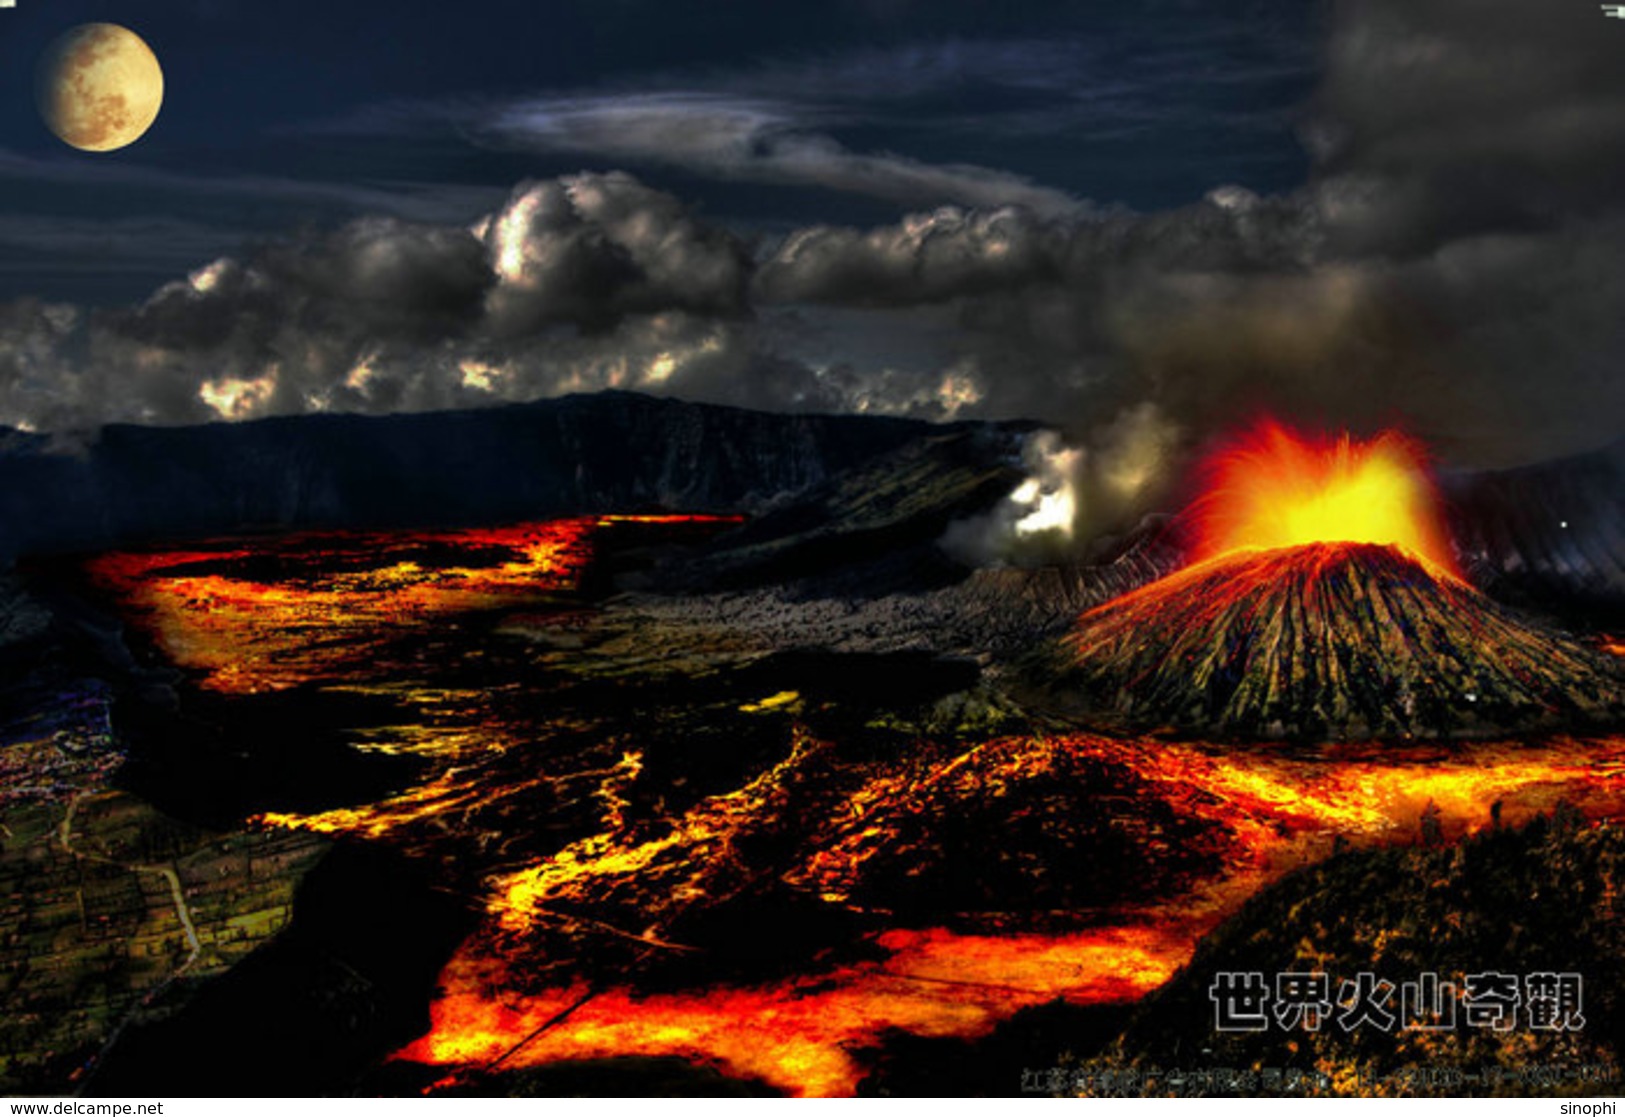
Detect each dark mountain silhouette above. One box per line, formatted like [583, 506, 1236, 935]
[0, 392, 1023, 560]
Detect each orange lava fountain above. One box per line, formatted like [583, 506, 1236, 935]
[1189, 420, 1460, 579]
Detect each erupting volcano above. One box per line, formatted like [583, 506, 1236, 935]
[1189, 421, 1460, 577]
[1034, 422, 1624, 739]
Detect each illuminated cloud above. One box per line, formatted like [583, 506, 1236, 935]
[478, 174, 750, 332]
[199, 369, 279, 421]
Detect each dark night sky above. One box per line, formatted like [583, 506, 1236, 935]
[0, 0, 1319, 300]
[1, 0, 1622, 481]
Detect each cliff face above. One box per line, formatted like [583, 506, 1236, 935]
[1443, 438, 1625, 614]
[0, 393, 958, 558]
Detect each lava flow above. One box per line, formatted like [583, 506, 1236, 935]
[84, 515, 738, 695]
[395, 732, 1625, 1097]
[402, 921, 1197, 1098]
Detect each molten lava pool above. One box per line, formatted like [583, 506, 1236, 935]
[81, 514, 1625, 1097]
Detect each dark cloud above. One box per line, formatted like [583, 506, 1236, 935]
[0, 148, 510, 302]
[475, 173, 752, 333]
[753, 191, 1319, 308]
[750, 0, 1625, 467]
[1310, 0, 1625, 255]
[1108, 0, 1625, 463]
[753, 207, 1066, 307]
[0, 174, 836, 431]
[310, 20, 1315, 211]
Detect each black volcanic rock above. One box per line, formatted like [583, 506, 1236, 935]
[1022, 541, 1625, 740]
[655, 425, 1030, 594]
[1087, 816, 1625, 1096]
[82, 841, 476, 1098]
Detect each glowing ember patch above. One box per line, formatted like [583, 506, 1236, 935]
[1190, 420, 1459, 578]
[740, 690, 799, 713]
[398, 922, 1195, 1098]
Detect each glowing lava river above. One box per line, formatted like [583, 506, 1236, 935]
[68, 501, 1625, 1097]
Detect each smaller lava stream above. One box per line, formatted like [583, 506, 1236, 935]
[84, 516, 736, 695]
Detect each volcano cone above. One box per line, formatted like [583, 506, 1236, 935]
[1028, 541, 1624, 740]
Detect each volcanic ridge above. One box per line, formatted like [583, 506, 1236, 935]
[1027, 540, 1624, 741]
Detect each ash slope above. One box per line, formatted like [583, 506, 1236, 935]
[1023, 542, 1625, 741]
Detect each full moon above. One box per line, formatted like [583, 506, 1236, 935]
[37, 23, 164, 152]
